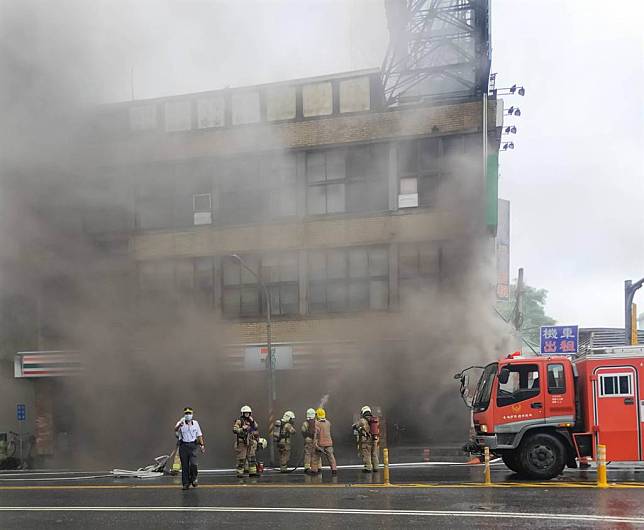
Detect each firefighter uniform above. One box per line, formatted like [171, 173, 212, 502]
[357, 406, 379, 472]
[274, 411, 296, 472]
[301, 408, 317, 473]
[311, 408, 337, 475]
[233, 405, 259, 478]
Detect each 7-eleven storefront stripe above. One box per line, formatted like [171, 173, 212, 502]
[16, 352, 82, 377]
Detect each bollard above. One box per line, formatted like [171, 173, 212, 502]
[383, 448, 391, 485]
[483, 446, 492, 485]
[597, 444, 608, 488]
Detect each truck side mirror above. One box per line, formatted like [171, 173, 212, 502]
[499, 367, 510, 385]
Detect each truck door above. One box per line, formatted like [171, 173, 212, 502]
[594, 367, 641, 461]
[495, 363, 545, 432]
[545, 362, 575, 423]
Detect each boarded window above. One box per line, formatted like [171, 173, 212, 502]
[266, 85, 296, 121]
[197, 96, 225, 128]
[232, 91, 261, 125]
[129, 105, 157, 131]
[165, 100, 191, 132]
[339, 76, 370, 113]
[302, 82, 333, 117]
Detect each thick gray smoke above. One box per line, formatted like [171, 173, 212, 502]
[0, 0, 513, 469]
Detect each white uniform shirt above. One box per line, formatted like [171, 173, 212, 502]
[176, 419, 203, 443]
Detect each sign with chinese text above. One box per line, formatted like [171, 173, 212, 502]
[540, 325, 578, 355]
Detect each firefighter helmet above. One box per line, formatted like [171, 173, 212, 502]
[306, 408, 316, 420]
[361, 405, 372, 416]
[258, 437, 268, 449]
[316, 408, 326, 419]
[282, 411, 295, 423]
[241, 405, 252, 414]
[183, 407, 194, 414]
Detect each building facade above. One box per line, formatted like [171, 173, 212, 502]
[9, 68, 503, 460]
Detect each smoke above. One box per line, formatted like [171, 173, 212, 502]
[0, 0, 514, 469]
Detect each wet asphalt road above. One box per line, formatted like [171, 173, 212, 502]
[1, 464, 643, 529]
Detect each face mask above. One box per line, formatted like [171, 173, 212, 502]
[184, 414, 193, 422]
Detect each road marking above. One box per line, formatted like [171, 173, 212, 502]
[0, 506, 643, 524]
[1, 481, 644, 490]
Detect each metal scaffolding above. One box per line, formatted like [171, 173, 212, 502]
[381, 0, 491, 106]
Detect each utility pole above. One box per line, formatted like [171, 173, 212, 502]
[229, 254, 275, 465]
[625, 278, 643, 345]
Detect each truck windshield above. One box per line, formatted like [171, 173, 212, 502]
[472, 362, 497, 412]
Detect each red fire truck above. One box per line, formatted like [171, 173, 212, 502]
[457, 345, 644, 479]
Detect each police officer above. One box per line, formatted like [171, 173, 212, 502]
[357, 405, 379, 473]
[301, 408, 317, 474]
[174, 407, 205, 490]
[273, 411, 296, 472]
[233, 405, 259, 478]
[311, 408, 337, 475]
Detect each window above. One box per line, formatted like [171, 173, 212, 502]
[193, 193, 212, 225]
[194, 257, 214, 308]
[346, 145, 388, 213]
[266, 85, 296, 121]
[398, 138, 443, 207]
[302, 81, 333, 117]
[339, 77, 370, 113]
[308, 247, 388, 313]
[399, 243, 442, 303]
[197, 96, 225, 128]
[497, 364, 541, 407]
[223, 255, 260, 317]
[222, 253, 299, 317]
[260, 154, 297, 218]
[306, 149, 346, 215]
[547, 364, 566, 395]
[232, 91, 260, 125]
[129, 105, 157, 131]
[261, 253, 299, 316]
[136, 166, 175, 230]
[599, 373, 633, 397]
[165, 100, 192, 132]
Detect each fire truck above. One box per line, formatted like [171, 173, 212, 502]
[456, 346, 644, 479]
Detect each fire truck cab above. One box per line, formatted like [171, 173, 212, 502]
[459, 346, 644, 479]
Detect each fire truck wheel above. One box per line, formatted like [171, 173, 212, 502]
[501, 452, 522, 473]
[518, 433, 566, 480]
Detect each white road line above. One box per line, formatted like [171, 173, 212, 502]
[0, 475, 113, 482]
[0, 507, 642, 524]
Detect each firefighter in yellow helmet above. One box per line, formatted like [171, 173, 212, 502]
[301, 408, 317, 474]
[311, 407, 337, 475]
[356, 405, 380, 473]
[273, 410, 296, 473]
[232, 405, 259, 478]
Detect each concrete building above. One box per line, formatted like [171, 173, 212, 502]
[7, 68, 503, 461]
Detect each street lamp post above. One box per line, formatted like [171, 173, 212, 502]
[625, 278, 644, 345]
[229, 254, 276, 465]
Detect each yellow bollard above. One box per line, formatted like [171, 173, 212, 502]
[483, 446, 492, 485]
[597, 444, 608, 488]
[383, 448, 391, 485]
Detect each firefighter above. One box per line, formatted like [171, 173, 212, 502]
[233, 405, 259, 478]
[174, 407, 205, 490]
[311, 407, 337, 475]
[301, 408, 317, 474]
[273, 410, 296, 472]
[356, 405, 380, 473]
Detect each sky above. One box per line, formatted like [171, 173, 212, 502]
[83, 0, 644, 327]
